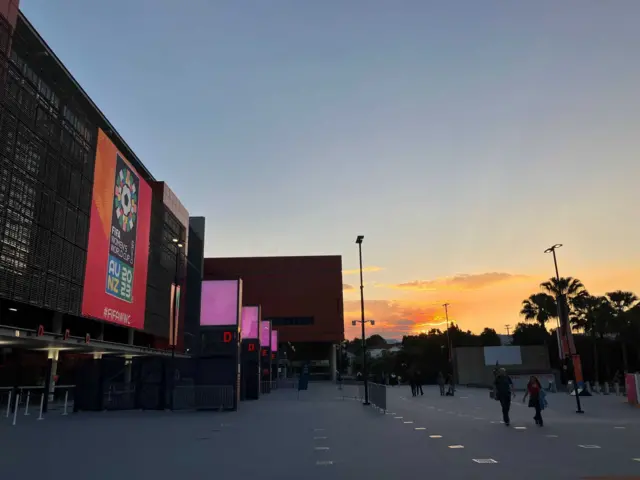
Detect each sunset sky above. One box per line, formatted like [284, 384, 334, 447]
[24, 0, 640, 338]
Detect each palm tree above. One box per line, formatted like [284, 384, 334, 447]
[606, 290, 639, 372]
[520, 293, 557, 328]
[540, 276, 586, 298]
[572, 293, 612, 383]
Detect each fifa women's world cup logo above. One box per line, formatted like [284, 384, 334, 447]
[105, 153, 140, 303]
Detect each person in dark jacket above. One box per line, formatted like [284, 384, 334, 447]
[494, 368, 514, 426]
[437, 371, 445, 396]
[414, 371, 424, 396]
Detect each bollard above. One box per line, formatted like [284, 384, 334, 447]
[5, 390, 12, 418]
[586, 382, 592, 394]
[37, 393, 45, 420]
[614, 383, 620, 396]
[604, 382, 610, 395]
[594, 382, 601, 394]
[62, 391, 69, 416]
[24, 391, 31, 416]
[12, 393, 20, 426]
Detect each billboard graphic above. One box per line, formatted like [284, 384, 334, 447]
[260, 321, 271, 347]
[82, 129, 151, 329]
[241, 306, 259, 339]
[270, 330, 278, 352]
[201, 280, 242, 327]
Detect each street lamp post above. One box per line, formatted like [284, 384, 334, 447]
[354, 235, 375, 405]
[443, 303, 456, 393]
[544, 243, 584, 414]
[169, 238, 184, 410]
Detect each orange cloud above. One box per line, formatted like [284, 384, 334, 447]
[391, 272, 528, 292]
[342, 266, 384, 275]
[343, 267, 640, 340]
[343, 284, 355, 291]
[343, 299, 443, 340]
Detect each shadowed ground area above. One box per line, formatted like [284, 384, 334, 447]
[1, 383, 639, 479]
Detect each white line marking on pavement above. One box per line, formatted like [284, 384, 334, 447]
[473, 459, 498, 464]
[614, 426, 626, 429]
[314, 446, 330, 451]
[313, 428, 325, 432]
[633, 458, 640, 462]
[415, 427, 426, 430]
[490, 421, 497, 424]
[429, 435, 442, 438]
[394, 416, 403, 419]
[314, 437, 327, 440]
[514, 427, 527, 430]
[403, 421, 414, 424]
[448, 445, 464, 449]
[578, 445, 601, 449]
[316, 460, 334, 466]
[546, 435, 559, 438]
[460, 396, 468, 399]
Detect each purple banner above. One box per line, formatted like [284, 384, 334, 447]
[260, 321, 271, 347]
[200, 280, 241, 326]
[241, 306, 259, 340]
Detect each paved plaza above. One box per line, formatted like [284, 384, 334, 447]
[1, 383, 639, 479]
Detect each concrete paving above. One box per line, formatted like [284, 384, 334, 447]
[0, 383, 638, 479]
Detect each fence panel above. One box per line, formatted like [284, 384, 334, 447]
[369, 383, 387, 412]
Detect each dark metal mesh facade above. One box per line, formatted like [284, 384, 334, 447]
[0, 24, 95, 316]
[144, 190, 186, 338]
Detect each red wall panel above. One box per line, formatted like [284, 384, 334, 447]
[203, 256, 344, 343]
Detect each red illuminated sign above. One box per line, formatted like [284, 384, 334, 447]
[261, 348, 268, 357]
[262, 368, 269, 376]
[248, 343, 256, 352]
[271, 353, 276, 360]
[81, 129, 152, 330]
[223, 331, 233, 343]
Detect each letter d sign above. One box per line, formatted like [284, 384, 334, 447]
[223, 331, 232, 343]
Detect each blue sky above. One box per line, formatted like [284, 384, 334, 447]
[22, 0, 640, 334]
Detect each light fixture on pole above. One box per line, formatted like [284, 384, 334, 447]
[169, 238, 184, 410]
[544, 243, 584, 414]
[443, 303, 456, 393]
[354, 234, 373, 406]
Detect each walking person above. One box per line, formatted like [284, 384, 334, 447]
[437, 371, 445, 396]
[523, 375, 546, 426]
[445, 373, 455, 396]
[414, 371, 424, 396]
[493, 368, 514, 426]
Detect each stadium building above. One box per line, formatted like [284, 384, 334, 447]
[0, 4, 196, 408]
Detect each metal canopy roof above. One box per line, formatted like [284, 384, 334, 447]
[0, 324, 189, 358]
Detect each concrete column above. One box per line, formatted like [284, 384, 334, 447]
[47, 349, 59, 402]
[330, 344, 337, 382]
[46, 314, 63, 402]
[124, 356, 133, 385]
[127, 329, 134, 345]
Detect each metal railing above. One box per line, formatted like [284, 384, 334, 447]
[104, 384, 136, 410]
[1, 384, 75, 424]
[339, 382, 386, 412]
[368, 383, 387, 412]
[172, 385, 235, 410]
